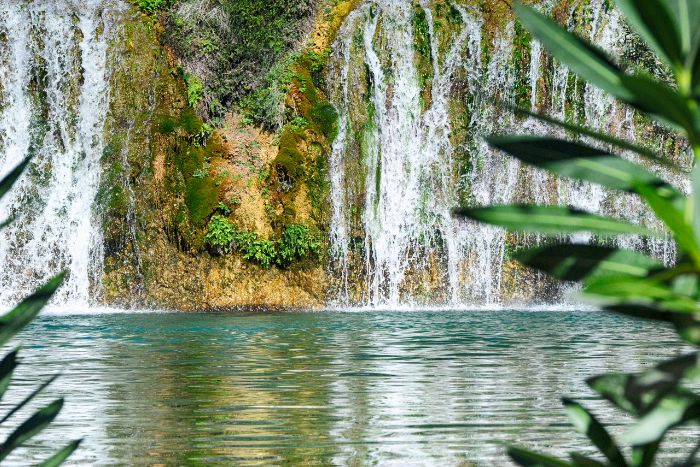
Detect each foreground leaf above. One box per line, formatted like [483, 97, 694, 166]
[486, 135, 680, 195]
[0, 273, 65, 347]
[0, 158, 30, 203]
[515, 245, 662, 282]
[455, 205, 658, 237]
[0, 373, 60, 424]
[0, 351, 18, 402]
[625, 393, 700, 445]
[508, 446, 571, 466]
[38, 439, 82, 467]
[514, 3, 631, 102]
[616, 0, 683, 69]
[562, 398, 627, 466]
[0, 399, 64, 461]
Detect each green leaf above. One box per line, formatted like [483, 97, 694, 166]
[603, 304, 700, 345]
[0, 273, 65, 347]
[0, 351, 18, 403]
[633, 182, 700, 265]
[584, 276, 700, 313]
[514, 3, 633, 102]
[616, 0, 683, 69]
[508, 446, 572, 467]
[587, 353, 700, 416]
[455, 205, 658, 237]
[668, 0, 700, 58]
[503, 103, 679, 170]
[562, 398, 628, 466]
[0, 373, 60, 424]
[0, 158, 30, 203]
[38, 439, 82, 467]
[625, 393, 700, 446]
[619, 74, 696, 135]
[0, 399, 64, 461]
[486, 135, 681, 195]
[515, 244, 662, 282]
[631, 441, 660, 467]
[569, 453, 607, 467]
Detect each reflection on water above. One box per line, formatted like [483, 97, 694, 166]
[1, 310, 697, 465]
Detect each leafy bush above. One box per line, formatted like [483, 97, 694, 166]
[204, 214, 236, 254]
[162, 0, 320, 122]
[135, 0, 169, 14]
[457, 1, 700, 465]
[0, 159, 81, 464]
[205, 217, 320, 268]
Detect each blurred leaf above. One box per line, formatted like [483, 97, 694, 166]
[0, 158, 30, 203]
[508, 446, 571, 466]
[514, 3, 632, 102]
[619, 74, 695, 135]
[633, 182, 700, 264]
[504, 104, 678, 170]
[0, 351, 18, 403]
[631, 441, 660, 467]
[38, 439, 82, 467]
[625, 394, 700, 445]
[588, 353, 700, 416]
[455, 205, 658, 237]
[485, 135, 680, 195]
[668, 0, 700, 57]
[0, 273, 65, 347]
[585, 276, 699, 312]
[0, 373, 60, 424]
[515, 244, 662, 282]
[562, 398, 627, 466]
[616, 0, 683, 69]
[0, 399, 64, 461]
[569, 453, 606, 467]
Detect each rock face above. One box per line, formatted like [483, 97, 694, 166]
[95, 0, 686, 310]
[99, 1, 360, 310]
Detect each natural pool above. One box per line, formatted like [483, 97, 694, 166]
[3, 309, 697, 465]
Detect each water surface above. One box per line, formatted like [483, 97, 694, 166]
[3, 309, 697, 465]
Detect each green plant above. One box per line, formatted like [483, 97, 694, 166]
[135, 0, 168, 14]
[184, 73, 204, 108]
[204, 215, 236, 254]
[276, 224, 321, 267]
[0, 158, 81, 464]
[456, 1, 700, 465]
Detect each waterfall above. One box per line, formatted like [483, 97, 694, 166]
[0, 1, 124, 306]
[327, 0, 688, 308]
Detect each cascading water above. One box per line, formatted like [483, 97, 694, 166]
[327, 0, 689, 308]
[0, 1, 124, 306]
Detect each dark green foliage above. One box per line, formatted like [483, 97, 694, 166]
[205, 216, 321, 268]
[0, 160, 81, 464]
[456, 1, 700, 465]
[161, 0, 319, 122]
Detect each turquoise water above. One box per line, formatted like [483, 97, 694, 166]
[2, 309, 697, 465]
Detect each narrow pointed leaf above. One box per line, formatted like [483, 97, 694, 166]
[515, 244, 662, 282]
[504, 103, 678, 170]
[0, 373, 60, 425]
[569, 454, 606, 467]
[625, 394, 700, 446]
[619, 74, 696, 135]
[508, 446, 571, 466]
[455, 205, 658, 237]
[633, 182, 700, 264]
[514, 3, 632, 102]
[0, 399, 64, 461]
[562, 398, 628, 466]
[587, 353, 700, 416]
[0, 158, 30, 203]
[669, 0, 700, 57]
[486, 135, 682, 196]
[0, 273, 65, 347]
[631, 441, 660, 467]
[616, 0, 683, 69]
[585, 276, 700, 313]
[38, 439, 82, 467]
[0, 351, 18, 402]
[693, 164, 700, 246]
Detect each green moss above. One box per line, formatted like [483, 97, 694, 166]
[512, 20, 532, 109]
[310, 102, 339, 139]
[185, 176, 219, 226]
